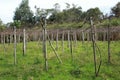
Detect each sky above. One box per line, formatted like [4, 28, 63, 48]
[0, 0, 120, 24]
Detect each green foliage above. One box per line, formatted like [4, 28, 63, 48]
[48, 4, 83, 23]
[33, 57, 42, 64]
[12, 2, 120, 29]
[98, 18, 120, 27]
[110, 18, 120, 26]
[86, 7, 103, 21]
[47, 21, 90, 29]
[13, 0, 33, 27]
[13, 20, 21, 28]
[0, 19, 5, 30]
[111, 2, 120, 17]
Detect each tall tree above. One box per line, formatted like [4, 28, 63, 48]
[54, 3, 61, 13]
[65, 3, 70, 10]
[49, 4, 82, 23]
[86, 7, 103, 21]
[111, 2, 120, 17]
[0, 19, 5, 30]
[13, 0, 33, 27]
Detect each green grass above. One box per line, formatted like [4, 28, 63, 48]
[0, 41, 120, 80]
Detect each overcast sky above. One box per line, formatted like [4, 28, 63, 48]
[0, 0, 120, 24]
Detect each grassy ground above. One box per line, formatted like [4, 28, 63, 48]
[0, 41, 120, 80]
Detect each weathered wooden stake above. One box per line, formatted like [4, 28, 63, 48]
[82, 30, 85, 44]
[56, 29, 58, 50]
[3, 34, 6, 54]
[43, 28, 48, 71]
[48, 35, 62, 64]
[68, 31, 70, 49]
[90, 17, 97, 76]
[62, 31, 64, 53]
[10, 34, 12, 44]
[14, 26, 17, 65]
[42, 17, 48, 71]
[107, 18, 111, 63]
[51, 33, 53, 42]
[103, 32, 106, 41]
[70, 28, 73, 61]
[18, 34, 21, 43]
[23, 28, 26, 56]
[74, 32, 77, 47]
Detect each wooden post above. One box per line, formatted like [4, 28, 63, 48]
[70, 28, 73, 61]
[34, 32, 37, 41]
[51, 33, 53, 42]
[3, 34, 5, 44]
[107, 18, 111, 63]
[87, 32, 90, 41]
[42, 17, 48, 71]
[74, 32, 77, 47]
[1, 34, 3, 43]
[82, 30, 84, 44]
[14, 26, 17, 65]
[3, 34, 6, 54]
[56, 29, 58, 50]
[103, 32, 106, 41]
[47, 35, 62, 64]
[1, 34, 3, 44]
[68, 31, 70, 49]
[94, 26, 97, 41]
[90, 17, 97, 76]
[62, 31, 64, 53]
[43, 29, 48, 71]
[0, 34, 2, 43]
[6, 34, 9, 43]
[23, 28, 26, 56]
[18, 34, 21, 43]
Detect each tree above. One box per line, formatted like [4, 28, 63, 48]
[54, 3, 61, 13]
[0, 19, 5, 30]
[48, 3, 62, 23]
[48, 3, 82, 23]
[34, 6, 54, 25]
[65, 3, 70, 10]
[86, 7, 103, 21]
[13, 0, 33, 27]
[111, 2, 120, 17]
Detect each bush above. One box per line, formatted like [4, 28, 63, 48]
[111, 18, 120, 26]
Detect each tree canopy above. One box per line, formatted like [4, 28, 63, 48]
[13, 0, 33, 27]
[86, 7, 103, 21]
[0, 19, 5, 30]
[111, 2, 120, 17]
[11, 1, 120, 28]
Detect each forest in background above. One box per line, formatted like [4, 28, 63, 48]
[0, 0, 120, 30]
